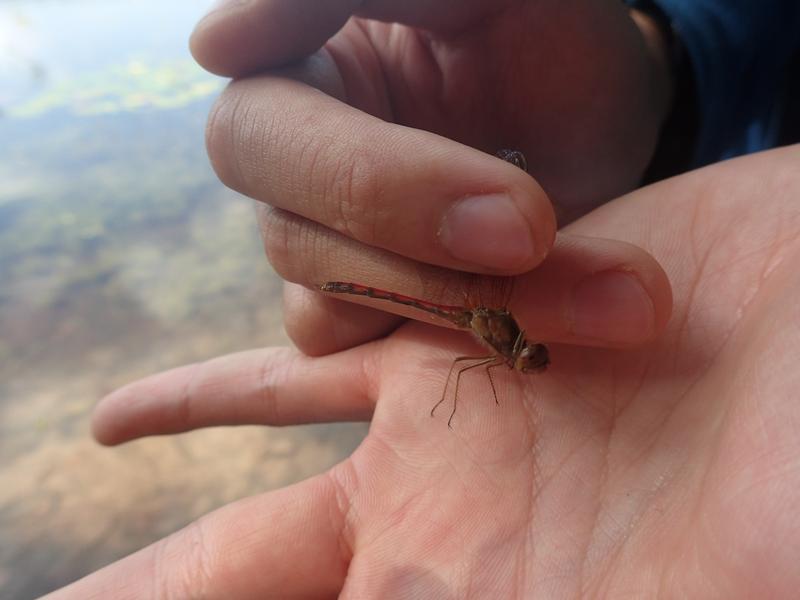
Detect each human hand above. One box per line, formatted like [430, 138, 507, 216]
[46, 146, 800, 598]
[193, 0, 672, 221]
[190, 0, 676, 355]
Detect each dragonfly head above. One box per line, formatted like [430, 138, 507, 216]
[515, 343, 550, 373]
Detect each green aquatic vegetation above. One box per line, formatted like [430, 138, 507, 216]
[0, 104, 212, 254]
[8, 58, 224, 118]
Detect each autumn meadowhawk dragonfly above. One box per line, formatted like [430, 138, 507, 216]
[319, 150, 550, 427]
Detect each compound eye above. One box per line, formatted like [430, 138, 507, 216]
[518, 344, 550, 372]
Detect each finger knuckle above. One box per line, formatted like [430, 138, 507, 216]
[281, 285, 317, 351]
[207, 79, 282, 195]
[259, 207, 305, 280]
[255, 351, 284, 424]
[206, 84, 245, 188]
[261, 206, 340, 287]
[154, 520, 215, 599]
[309, 141, 383, 243]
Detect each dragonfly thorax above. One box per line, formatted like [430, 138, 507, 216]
[468, 308, 518, 355]
[469, 307, 549, 373]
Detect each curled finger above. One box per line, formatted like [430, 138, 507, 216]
[264, 207, 671, 348]
[283, 281, 403, 356]
[208, 74, 556, 274]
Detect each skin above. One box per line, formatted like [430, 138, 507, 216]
[46, 146, 800, 598]
[189, 0, 676, 355]
[45, 2, 800, 596]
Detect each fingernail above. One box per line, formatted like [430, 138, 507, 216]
[439, 194, 536, 270]
[570, 270, 655, 344]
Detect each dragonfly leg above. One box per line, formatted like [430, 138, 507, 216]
[431, 356, 486, 419]
[485, 360, 506, 405]
[511, 330, 525, 361]
[449, 357, 496, 428]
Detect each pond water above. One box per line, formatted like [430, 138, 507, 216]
[0, 1, 367, 597]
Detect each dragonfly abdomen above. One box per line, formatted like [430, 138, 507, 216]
[319, 282, 473, 328]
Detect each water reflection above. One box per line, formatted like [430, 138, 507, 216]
[0, 1, 367, 597]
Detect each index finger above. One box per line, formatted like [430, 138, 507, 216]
[92, 346, 377, 446]
[191, 0, 511, 76]
[208, 75, 556, 274]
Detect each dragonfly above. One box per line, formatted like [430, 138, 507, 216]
[319, 150, 549, 427]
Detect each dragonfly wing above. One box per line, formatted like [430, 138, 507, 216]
[320, 282, 473, 328]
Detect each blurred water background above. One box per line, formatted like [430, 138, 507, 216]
[0, 1, 367, 597]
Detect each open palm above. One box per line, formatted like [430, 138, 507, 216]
[48, 147, 800, 598]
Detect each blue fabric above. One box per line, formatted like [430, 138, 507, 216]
[650, 0, 800, 166]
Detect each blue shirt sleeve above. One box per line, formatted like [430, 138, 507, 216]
[651, 0, 800, 166]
